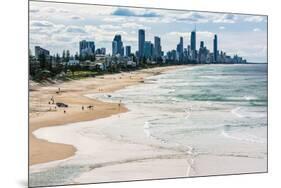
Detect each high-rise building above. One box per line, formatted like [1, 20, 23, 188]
[112, 35, 123, 56]
[191, 30, 196, 51]
[35, 46, 50, 59]
[125, 46, 131, 57]
[213, 34, 218, 62]
[112, 41, 118, 55]
[100, 48, 106, 55]
[179, 37, 183, 54]
[95, 48, 106, 55]
[144, 41, 153, 59]
[138, 29, 145, 58]
[200, 41, 204, 48]
[79, 40, 95, 57]
[154, 36, 161, 59]
[176, 37, 184, 60]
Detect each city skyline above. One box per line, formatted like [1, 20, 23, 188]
[30, 1, 267, 62]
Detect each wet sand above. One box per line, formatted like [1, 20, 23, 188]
[29, 66, 184, 165]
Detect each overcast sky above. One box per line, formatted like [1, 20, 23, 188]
[29, 1, 267, 62]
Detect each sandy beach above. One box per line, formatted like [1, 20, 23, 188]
[29, 64, 267, 187]
[29, 65, 185, 166]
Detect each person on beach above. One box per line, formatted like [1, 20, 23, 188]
[51, 96, 54, 104]
[56, 88, 61, 94]
[118, 100, 122, 110]
[64, 110, 66, 114]
[88, 105, 94, 110]
[82, 106, 84, 111]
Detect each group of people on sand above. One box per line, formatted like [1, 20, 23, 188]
[81, 105, 94, 111]
[46, 87, 122, 115]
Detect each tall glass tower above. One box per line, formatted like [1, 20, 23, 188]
[213, 34, 218, 62]
[138, 29, 145, 58]
[191, 30, 196, 51]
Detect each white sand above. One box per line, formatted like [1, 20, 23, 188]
[30, 113, 193, 184]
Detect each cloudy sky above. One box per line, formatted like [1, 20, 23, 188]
[29, 1, 267, 62]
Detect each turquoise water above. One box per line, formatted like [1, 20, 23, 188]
[94, 64, 267, 158]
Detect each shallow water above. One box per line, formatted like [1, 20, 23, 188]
[91, 64, 267, 159]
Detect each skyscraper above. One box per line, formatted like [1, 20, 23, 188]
[138, 29, 145, 58]
[125, 46, 131, 57]
[79, 40, 95, 56]
[154, 36, 161, 59]
[112, 41, 118, 55]
[176, 36, 184, 59]
[180, 36, 183, 53]
[144, 41, 153, 59]
[112, 34, 123, 56]
[213, 34, 218, 62]
[200, 41, 204, 48]
[191, 30, 196, 51]
[35, 46, 50, 59]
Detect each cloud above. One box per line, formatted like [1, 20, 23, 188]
[121, 22, 147, 29]
[112, 8, 160, 17]
[30, 8, 39, 13]
[213, 14, 237, 23]
[253, 28, 261, 32]
[45, 7, 56, 13]
[219, 26, 225, 30]
[71, 16, 84, 20]
[59, 9, 69, 13]
[175, 12, 209, 23]
[244, 16, 266, 23]
[65, 26, 86, 33]
[31, 20, 54, 27]
[99, 24, 121, 30]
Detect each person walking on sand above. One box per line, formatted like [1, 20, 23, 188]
[118, 100, 122, 110]
[64, 110, 66, 114]
[51, 96, 55, 104]
[82, 106, 84, 111]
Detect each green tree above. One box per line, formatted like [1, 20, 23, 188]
[62, 50, 66, 62]
[38, 53, 47, 70]
[75, 52, 79, 60]
[66, 50, 70, 62]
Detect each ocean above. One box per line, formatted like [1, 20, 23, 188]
[30, 64, 268, 186]
[92, 64, 267, 159]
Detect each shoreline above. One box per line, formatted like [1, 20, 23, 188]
[29, 65, 187, 166]
[29, 64, 267, 186]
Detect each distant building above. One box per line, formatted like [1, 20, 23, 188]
[68, 60, 79, 65]
[138, 29, 145, 58]
[198, 41, 208, 63]
[125, 46, 131, 57]
[154, 36, 162, 59]
[35, 46, 50, 59]
[101, 48, 106, 55]
[79, 40, 95, 57]
[144, 41, 153, 59]
[176, 37, 184, 60]
[191, 30, 196, 51]
[112, 41, 118, 55]
[96, 48, 106, 55]
[112, 35, 124, 56]
[200, 41, 204, 49]
[213, 34, 218, 62]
